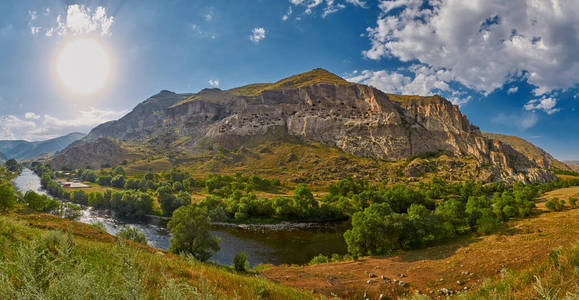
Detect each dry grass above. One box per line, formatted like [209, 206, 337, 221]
[263, 205, 579, 299]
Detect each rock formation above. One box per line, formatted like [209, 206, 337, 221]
[77, 69, 555, 182]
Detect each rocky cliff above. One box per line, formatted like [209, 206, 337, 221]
[81, 69, 554, 182]
[49, 137, 137, 169]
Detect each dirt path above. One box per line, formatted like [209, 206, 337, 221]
[263, 188, 579, 299]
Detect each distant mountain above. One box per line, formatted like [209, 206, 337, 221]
[565, 161, 579, 172]
[59, 68, 556, 183]
[483, 133, 572, 171]
[0, 132, 86, 160]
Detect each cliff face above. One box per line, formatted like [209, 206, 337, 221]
[83, 69, 555, 183]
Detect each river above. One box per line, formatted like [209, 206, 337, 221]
[13, 169, 348, 266]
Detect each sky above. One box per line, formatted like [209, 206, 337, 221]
[0, 0, 577, 160]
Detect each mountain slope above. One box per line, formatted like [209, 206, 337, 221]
[75, 69, 555, 182]
[0, 132, 86, 160]
[483, 133, 571, 170]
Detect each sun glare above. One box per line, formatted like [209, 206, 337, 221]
[56, 38, 111, 95]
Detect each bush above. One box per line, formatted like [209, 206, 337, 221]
[233, 251, 249, 272]
[568, 197, 577, 207]
[0, 183, 16, 212]
[545, 198, 565, 211]
[116, 226, 148, 245]
[309, 254, 329, 265]
[56, 202, 82, 220]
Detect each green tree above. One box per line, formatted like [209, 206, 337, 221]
[111, 175, 126, 189]
[4, 158, 21, 173]
[344, 203, 408, 256]
[167, 205, 220, 261]
[0, 183, 16, 212]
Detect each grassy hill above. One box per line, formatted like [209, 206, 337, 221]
[228, 68, 352, 97]
[0, 211, 314, 299]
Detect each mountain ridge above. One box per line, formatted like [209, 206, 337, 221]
[62, 69, 555, 183]
[0, 132, 86, 160]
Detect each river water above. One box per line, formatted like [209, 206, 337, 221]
[13, 169, 348, 266]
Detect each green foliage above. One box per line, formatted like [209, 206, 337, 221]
[309, 254, 329, 265]
[545, 197, 565, 211]
[24, 191, 60, 212]
[167, 205, 220, 261]
[117, 226, 148, 245]
[111, 175, 126, 189]
[0, 183, 16, 212]
[4, 158, 21, 173]
[56, 202, 82, 220]
[568, 197, 577, 207]
[72, 190, 89, 205]
[233, 251, 249, 273]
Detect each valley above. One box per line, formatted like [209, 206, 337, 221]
[1, 69, 578, 299]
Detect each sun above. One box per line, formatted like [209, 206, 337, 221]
[56, 38, 111, 95]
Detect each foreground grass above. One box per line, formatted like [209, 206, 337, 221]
[455, 241, 579, 300]
[0, 212, 315, 300]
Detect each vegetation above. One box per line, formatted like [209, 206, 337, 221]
[229, 68, 351, 97]
[167, 205, 220, 261]
[0, 215, 314, 299]
[338, 177, 579, 256]
[545, 197, 565, 211]
[233, 251, 249, 273]
[116, 226, 148, 245]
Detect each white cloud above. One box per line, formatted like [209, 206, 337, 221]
[523, 96, 560, 115]
[29, 4, 114, 37]
[190, 24, 217, 39]
[364, 0, 579, 98]
[506, 86, 519, 94]
[208, 80, 219, 87]
[282, 6, 293, 21]
[287, 0, 365, 18]
[0, 108, 126, 141]
[322, 0, 346, 17]
[250, 27, 266, 43]
[346, 64, 470, 103]
[24, 112, 40, 120]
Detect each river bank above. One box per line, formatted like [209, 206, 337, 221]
[13, 168, 349, 266]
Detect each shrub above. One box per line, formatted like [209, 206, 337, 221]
[56, 202, 82, 220]
[0, 183, 16, 212]
[309, 254, 329, 265]
[545, 198, 565, 212]
[233, 251, 249, 272]
[116, 226, 148, 245]
[568, 197, 577, 207]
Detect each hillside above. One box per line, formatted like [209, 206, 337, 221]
[0, 212, 314, 299]
[67, 68, 556, 183]
[264, 191, 579, 299]
[0, 132, 85, 160]
[48, 137, 146, 169]
[483, 132, 571, 170]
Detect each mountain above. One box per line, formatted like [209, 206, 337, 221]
[0, 132, 86, 160]
[48, 137, 145, 169]
[483, 133, 572, 171]
[62, 68, 555, 182]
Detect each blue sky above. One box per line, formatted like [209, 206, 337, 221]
[0, 0, 577, 160]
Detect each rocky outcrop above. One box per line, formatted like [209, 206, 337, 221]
[82, 69, 555, 182]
